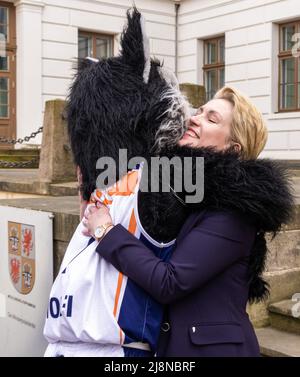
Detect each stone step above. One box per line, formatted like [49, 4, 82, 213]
[0, 149, 40, 168]
[268, 299, 300, 334]
[290, 170, 300, 177]
[278, 160, 300, 169]
[276, 160, 300, 177]
[0, 155, 39, 162]
[0, 149, 40, 156]
[255, 327, 300, 357]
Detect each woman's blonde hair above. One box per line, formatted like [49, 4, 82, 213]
[214, 86, 268, 159]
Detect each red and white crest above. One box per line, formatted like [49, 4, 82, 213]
[8, 222, 35, 294]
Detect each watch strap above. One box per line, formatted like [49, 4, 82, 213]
[95, 222, 114, 241]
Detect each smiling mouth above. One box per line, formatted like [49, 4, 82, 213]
[184, 128, 200, 139]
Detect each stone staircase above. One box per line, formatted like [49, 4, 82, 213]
[247, 199, 300, 357]
[269, 299, 300, 335]
[255, 298, 300, 357]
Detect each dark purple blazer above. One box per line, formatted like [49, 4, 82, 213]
[96, 210, 260, 357]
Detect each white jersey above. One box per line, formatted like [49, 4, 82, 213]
[43, 167, 175, 357]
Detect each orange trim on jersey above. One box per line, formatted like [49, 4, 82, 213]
[113, 209, 137, 344]
[113, 273, 124, 318]
[109, 170, 139, 196]
[119, 328, 123, 344]
[90, 170, 139, 206]
[128, 208, 137, 235]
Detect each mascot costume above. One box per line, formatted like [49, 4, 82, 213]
[43, 8, 294, 357]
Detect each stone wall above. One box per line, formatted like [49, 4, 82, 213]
[53, 210, 80, 277]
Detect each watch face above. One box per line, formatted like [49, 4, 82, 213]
[95, 226, 104, 239]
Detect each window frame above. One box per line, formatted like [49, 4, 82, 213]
[203, 36, 225, 101]
[278, 21, 300, 112]
[0, 0, 16, 142]
[78, 31, 114, 60]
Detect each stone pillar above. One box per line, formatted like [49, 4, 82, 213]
[15, 0, 44, 147]
[38, 99, 76, 186]
[179, 83, 206, 109]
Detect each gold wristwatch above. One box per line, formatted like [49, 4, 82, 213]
[94, 222, 114, 241]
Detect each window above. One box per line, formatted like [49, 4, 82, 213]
[0, 77, 8, 117]
[0, 1, 16, 144]
[203, 36, 225, 101]
[78, 32, 113, 60]
[278, 21, 300, 111]
[0, 6, 10, 118]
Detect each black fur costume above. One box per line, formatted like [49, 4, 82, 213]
[67, 8, 294, 304]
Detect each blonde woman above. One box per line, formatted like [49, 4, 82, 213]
[85, 87, 293, 357]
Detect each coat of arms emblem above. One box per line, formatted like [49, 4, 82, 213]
[8, 222, 35, 294]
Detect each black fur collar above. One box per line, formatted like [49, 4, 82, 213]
[138, 146, 295, 302]
[170, 146, 295, 234]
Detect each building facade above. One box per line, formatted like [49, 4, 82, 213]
[178, 0, 300, 159]
[0, 0, 299, 159]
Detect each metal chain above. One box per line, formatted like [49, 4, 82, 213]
[0, 127, 43, 145]
[0, 158, 39, 168]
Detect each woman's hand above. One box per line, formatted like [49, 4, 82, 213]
[82, 202, 113, 238]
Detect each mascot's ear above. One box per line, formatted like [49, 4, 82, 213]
[120, 7, 151, 83]
[158, 66, 180, 89]
[76, 56, 98, 74]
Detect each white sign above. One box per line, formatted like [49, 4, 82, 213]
[0, 206, 53, 356]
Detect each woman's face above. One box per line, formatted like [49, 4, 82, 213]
[179, 98, 236, 150]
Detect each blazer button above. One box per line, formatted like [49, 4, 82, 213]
[161, 322, 170, 332]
